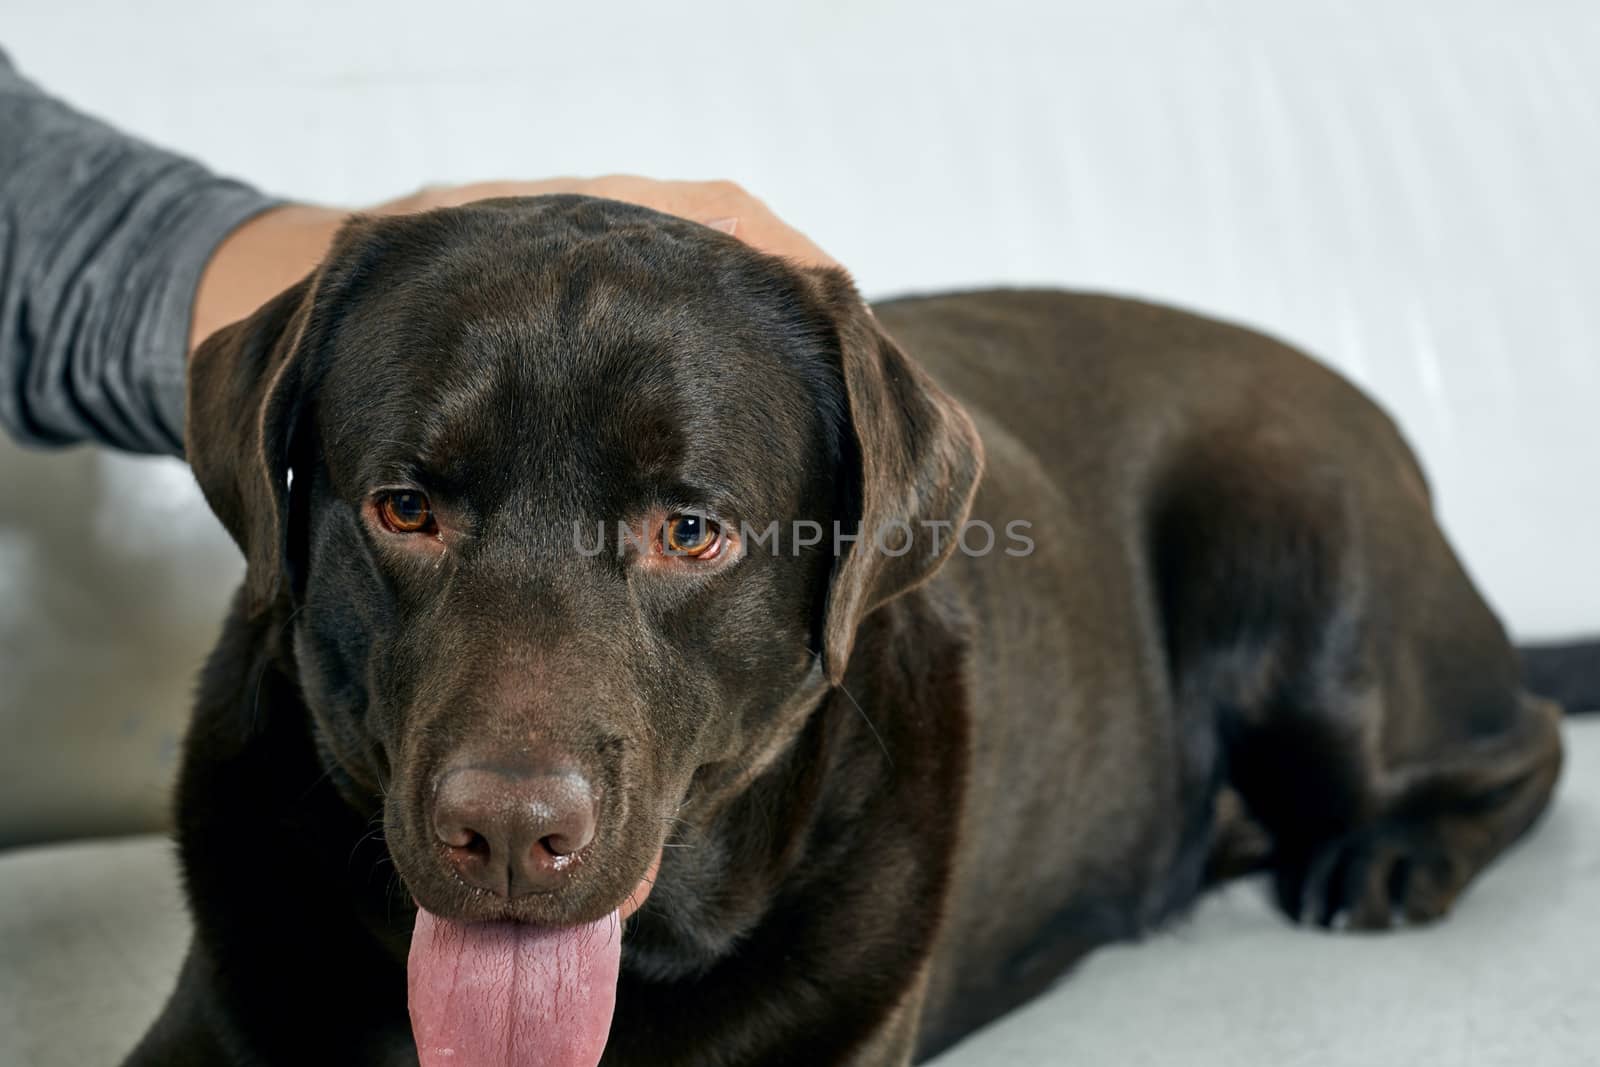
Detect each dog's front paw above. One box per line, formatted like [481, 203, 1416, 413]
[1275, 824, 1466, 931]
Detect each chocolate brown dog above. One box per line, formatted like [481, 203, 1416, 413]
[128, 196, 1591, 1066]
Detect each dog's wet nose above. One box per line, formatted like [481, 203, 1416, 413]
[430, 763, 598, 898]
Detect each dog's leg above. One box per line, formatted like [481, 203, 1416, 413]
[1240, 686, 1561, 930]
[838, 966, 929, 1067]
[1160, 437, 1564, 931]
[1286, 694, 1561, 927]
[122, 946, 232, 1066]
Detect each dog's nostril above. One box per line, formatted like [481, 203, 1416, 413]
[540, 833, 578, 858]
[436, 823, 479, 851]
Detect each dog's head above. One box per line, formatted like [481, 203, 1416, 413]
[188, 196, 980, 935]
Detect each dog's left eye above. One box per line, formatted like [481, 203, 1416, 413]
[662, 513, 722, 558]
[377, 491, 436, 534]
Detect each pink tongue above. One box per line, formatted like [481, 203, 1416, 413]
[408, 907, 621, 1067]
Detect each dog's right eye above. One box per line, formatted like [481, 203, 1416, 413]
[377, 491, 436, 535]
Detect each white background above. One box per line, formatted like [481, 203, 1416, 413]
[1, 0, 1596, 839]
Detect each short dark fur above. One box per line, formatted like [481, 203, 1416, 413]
[129, 197, 1591, 1066]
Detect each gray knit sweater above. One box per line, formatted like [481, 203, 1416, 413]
[0, 48, 278, 455]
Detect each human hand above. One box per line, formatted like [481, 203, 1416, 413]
[377, 176, 836, 268]
[191, 176, 835, 352]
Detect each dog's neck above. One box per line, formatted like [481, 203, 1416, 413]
[615, 591, 971, 982]
[613, 679, 874, 982]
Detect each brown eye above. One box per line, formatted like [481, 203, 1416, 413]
[662, 513, 721, 557]
[378, 491, 435, 534]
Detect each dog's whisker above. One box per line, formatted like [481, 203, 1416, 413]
[277, 602, 308, 640]
[246, 659, 272, 736]
[347, 825, 389, 871]
[806, 646, 893, 763]
[828, 666, 894, 768]
[292, 761, 342, 805]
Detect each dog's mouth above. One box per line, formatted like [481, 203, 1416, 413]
[407, 848, 663, 1067]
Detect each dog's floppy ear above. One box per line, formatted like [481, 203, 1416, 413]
[804, 268, 984, 684]
[186, 217, 377, 619]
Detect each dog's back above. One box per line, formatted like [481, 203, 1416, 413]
[876, 290, 1562, 1053]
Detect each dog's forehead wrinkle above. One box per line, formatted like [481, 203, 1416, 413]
[417, 346, 746, 514]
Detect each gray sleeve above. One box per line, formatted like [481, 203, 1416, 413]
[0, 48, 282, 455]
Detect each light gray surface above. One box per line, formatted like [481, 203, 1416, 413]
[3, 719, 1596, 1067]
[0, 444, 240, 845]
[0, 836, 187, 1067]
[3, 0, 1598, 849]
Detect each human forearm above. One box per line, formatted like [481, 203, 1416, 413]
[0, 48, 277, 455]
[189, 205, 345, 357]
